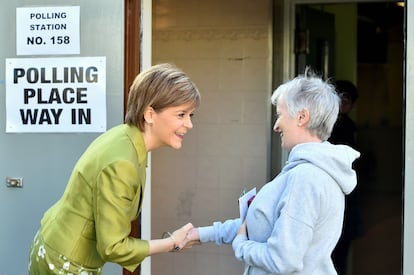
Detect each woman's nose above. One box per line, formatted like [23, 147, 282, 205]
[185, 117, 193, 128]
[273, 121, 279, 132]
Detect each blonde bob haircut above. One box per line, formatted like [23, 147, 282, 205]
[125, 63, 201, 131]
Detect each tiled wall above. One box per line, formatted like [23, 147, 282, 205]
[151, 0, 272, 274]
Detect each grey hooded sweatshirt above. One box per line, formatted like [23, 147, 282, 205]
[199, 141, 360, 275]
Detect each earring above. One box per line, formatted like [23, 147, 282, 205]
[298, 123, 302, 126]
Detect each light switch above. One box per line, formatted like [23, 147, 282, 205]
[6, 177, 23, 188]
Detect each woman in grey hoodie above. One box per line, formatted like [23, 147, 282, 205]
[184, 69, 360, 275]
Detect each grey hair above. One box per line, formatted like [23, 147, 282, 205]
[271, 68, 340, 141]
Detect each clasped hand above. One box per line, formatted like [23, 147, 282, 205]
[173, 222, 247, 252]
[172, 225, 201, 252]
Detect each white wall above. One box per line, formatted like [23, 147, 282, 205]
[151, 0, 273, 274]
[0, 1, 124, 274]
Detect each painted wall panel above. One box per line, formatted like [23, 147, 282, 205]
[0, 1, 123, 274]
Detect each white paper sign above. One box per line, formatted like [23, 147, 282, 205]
[16, 6, 80, 55]
[5, 57, 106, 133]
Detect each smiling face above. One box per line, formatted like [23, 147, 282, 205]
[273, 97, 303, 151]
[144, 102, 196, 151]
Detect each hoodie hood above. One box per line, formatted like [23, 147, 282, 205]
[282, 141, 360, 195]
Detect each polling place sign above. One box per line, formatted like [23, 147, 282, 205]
[5, 57, 106, 133]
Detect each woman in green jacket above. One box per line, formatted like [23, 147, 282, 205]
[28, 63, 201, 274]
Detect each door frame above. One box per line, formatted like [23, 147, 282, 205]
[283, 0, 412, 274]
[123, 1, 141, 275]
[123, 0, 152, 274]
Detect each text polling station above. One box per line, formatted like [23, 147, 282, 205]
[5, 57, 106, 133]
[16, 6, 80, 55]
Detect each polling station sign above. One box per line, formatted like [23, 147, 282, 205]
[5, 57, 106, 133]
[16, 6, 80, 55]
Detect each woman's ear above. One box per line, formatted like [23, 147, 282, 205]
[297, 109, 310, 125]
[143, 107, 155, 124]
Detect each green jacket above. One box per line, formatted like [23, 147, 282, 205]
[40, 124, 149, 272]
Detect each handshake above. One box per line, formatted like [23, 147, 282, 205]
[158, 221, 247, 253]
[164, 223, 201, 252]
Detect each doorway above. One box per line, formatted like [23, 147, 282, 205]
[293, 2, 404, 275]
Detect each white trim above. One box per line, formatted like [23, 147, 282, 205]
[141, 0, 152, 274]
[404, 2, 414, 274]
